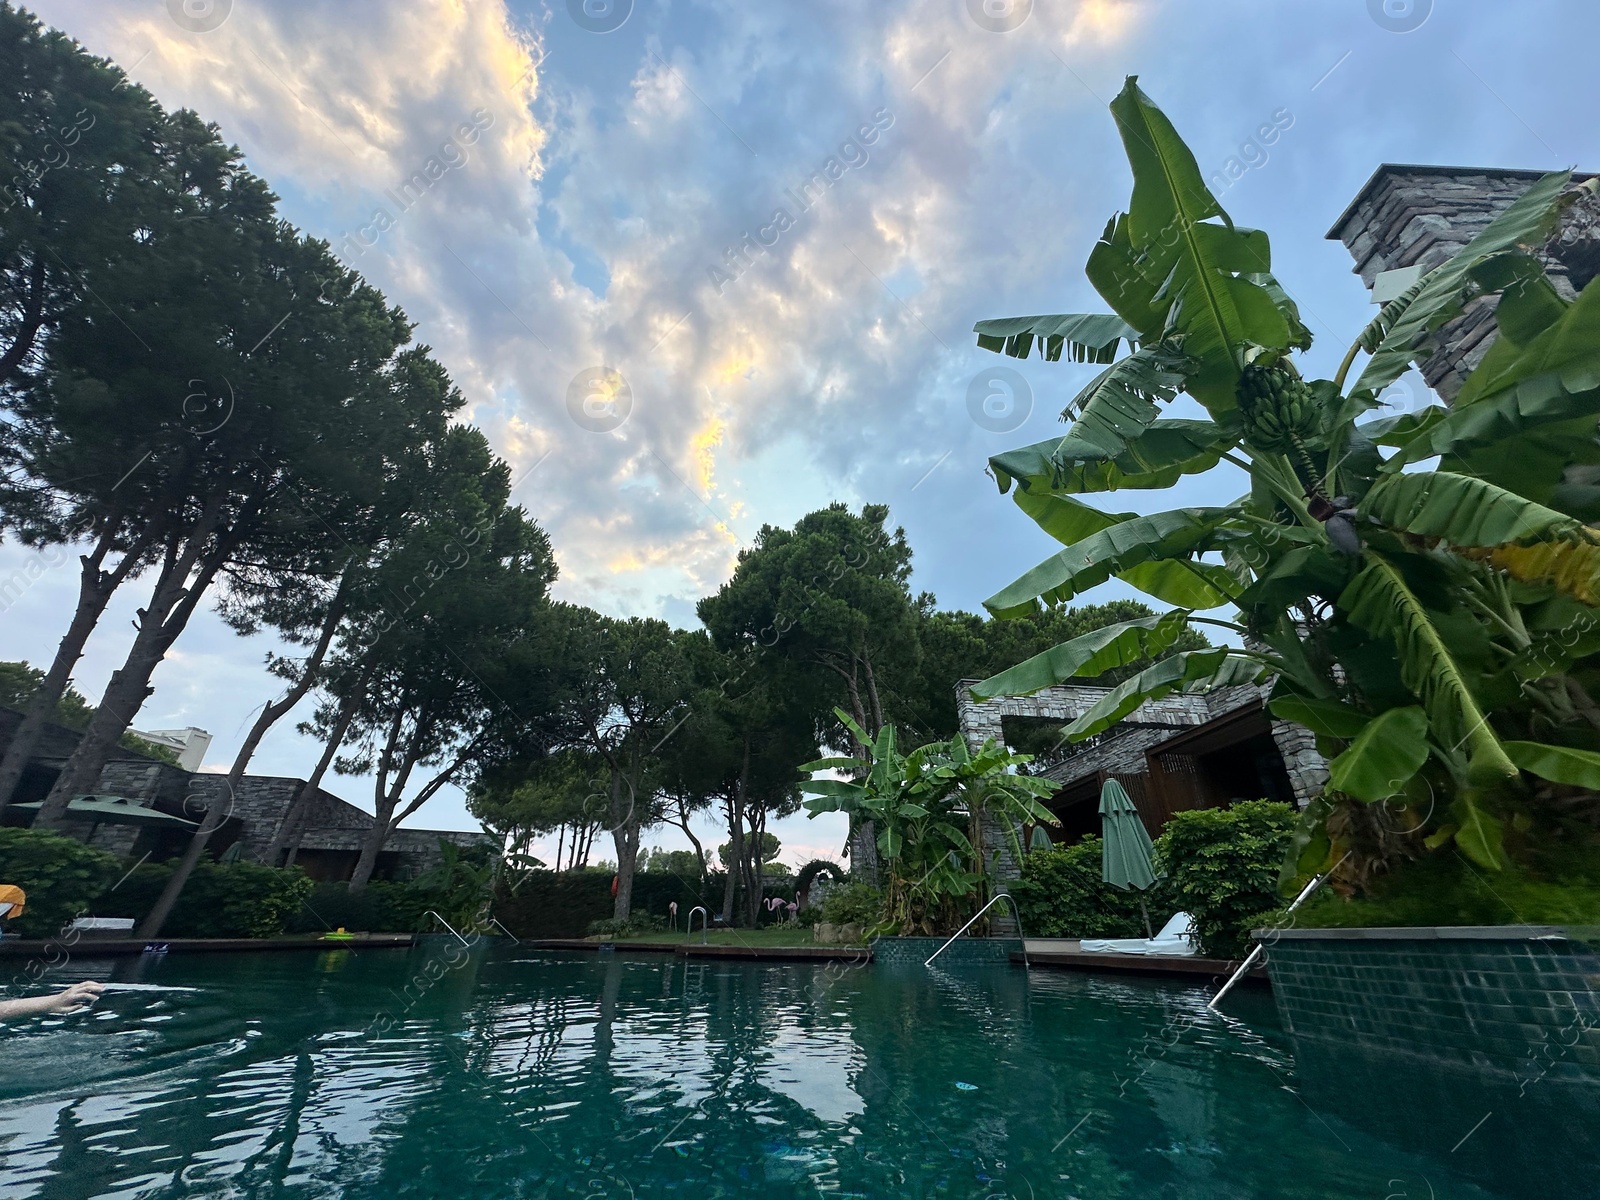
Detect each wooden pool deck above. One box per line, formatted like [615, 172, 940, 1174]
[522, 938, 871, 962]
[1018, 938, 1269, 984]
[0, 932, 416, 956]
[520, 937, 1268, 982]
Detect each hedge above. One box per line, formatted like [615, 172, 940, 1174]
[492, 869, 786, 938]
[1010, 801, 1298, 957]
[0, 827, 121, 938]
[1009, 836, 1163, 940]
[91, 860, 314, 939]
[0, 828, 316, 939]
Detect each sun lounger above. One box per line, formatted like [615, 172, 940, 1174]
[1078, 911, 1197, 956]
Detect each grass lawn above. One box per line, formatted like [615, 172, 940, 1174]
[603, 927, 830, 948]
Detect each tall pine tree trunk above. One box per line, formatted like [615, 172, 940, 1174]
[0, 524, 148, 814]
[609, 769, 638, 922]
[33, 499, 232, 828]
[136, 578, 352, 937]
[260, 671, 369, 866]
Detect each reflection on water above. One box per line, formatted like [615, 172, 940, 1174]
[0, 945, 1559, 1198]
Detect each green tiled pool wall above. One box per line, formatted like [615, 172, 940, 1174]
[1264, 935, 1600, 1085]
[871, 936, 1022, 966]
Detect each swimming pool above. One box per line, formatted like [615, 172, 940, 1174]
[0, 944, 1527, 1197]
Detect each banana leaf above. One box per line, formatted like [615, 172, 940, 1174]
[1353, 171, 1575, 395]
[990, 420, 1233, 497]
[1324, 705, 1429, 802]
[983, 506, 1240, 617]
[973, 312, 1137, 362]
[968, 609, 1194, 699]
[1339, 554, 1517, 787]
[1061, 650, 1266, 740]
[1087, 78, 1292, 414]
[1359, 470, 1589, 546]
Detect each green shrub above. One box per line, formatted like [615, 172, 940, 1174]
[587, 912, 665, 938]
[98, 861, 314, 938]
[1153, 801, 1298, 957]
[0, 825, 124, 940]
[1292, 839, 1600, 930]
[1010, 836, 1160, 939]
[0, 827, 121, 938]
[816, 881, 884, 927]
[491, 870, 726, 938]
[281, 880, 429, 934]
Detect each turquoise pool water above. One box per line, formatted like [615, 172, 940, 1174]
[0, 945, 1521, 1197]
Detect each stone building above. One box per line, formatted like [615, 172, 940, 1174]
[1326, 164, 1600, 401]
[957, 680, 1326, 853]
[0, 706, 494, 880]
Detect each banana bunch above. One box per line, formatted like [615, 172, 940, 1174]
[1236, 364, 1316, 454]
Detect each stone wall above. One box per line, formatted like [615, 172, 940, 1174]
[1327, 165, 1599, 401]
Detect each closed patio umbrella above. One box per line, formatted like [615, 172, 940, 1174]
[1099, 778, 1162, 937]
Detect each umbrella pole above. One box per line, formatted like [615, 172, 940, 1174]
[1139, 896, 1152, 940]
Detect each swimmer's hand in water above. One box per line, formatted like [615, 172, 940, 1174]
[0, 981, 105, 1019]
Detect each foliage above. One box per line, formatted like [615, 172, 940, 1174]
[639, 848, 703, 876]
[815, 881, 886, 927]
[0, 661, 95, 729]
[801, 708, 1057, 934]
[407, 840, 498, 931]
[314, 431, 556, 893]
[283, 880, 428, 935]
[471, 747, 607, 872]
[697, 503, 919, 756]
[99, 861, 314, 939]
[1009, 837, 1162, 939]
[587, 912, 666, 938]
[1290, 836, 1600, 929]
[0, 659, 179, 763]
[0, 826, 118, 937]
[1152, 801, 1297, 957]
[718, 832, 780, 868]
[661, 629, 817, 926]
[909, 602, 1209, 740]
[972, 75, 1600, 898]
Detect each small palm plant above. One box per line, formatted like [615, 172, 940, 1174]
[972, 76, 1600, 889]
[800, 709, 1057, 934]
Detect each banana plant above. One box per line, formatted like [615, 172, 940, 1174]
[799, 707, 1058, 934]
[971, 75, 1600, 885]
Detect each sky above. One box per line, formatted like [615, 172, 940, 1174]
[3, 0, 1597, 870]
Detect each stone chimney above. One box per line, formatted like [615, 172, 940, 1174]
[1327, 165, 1599, 402]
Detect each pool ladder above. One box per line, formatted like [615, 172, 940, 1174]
[422, 910, 470, 947]
[925, 892, 1028, 969]
[686, 906, 709, 945]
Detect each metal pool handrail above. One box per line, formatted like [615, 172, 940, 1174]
[422, 910, 470, 947]
[686, 906, 709, 945]
[487, 918, 519, 944]
[925, 893, 1028, 969]
[1206, 853, 1348, 1011]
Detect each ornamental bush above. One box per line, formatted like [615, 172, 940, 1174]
[99, 860, 314, 938]
[0, 827, 121, 938]
[1153, 800, 1298, 957]
[1009, 837, 1163, 939]
[587, 912, 666, 938]
[815, 881, 885, 928]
